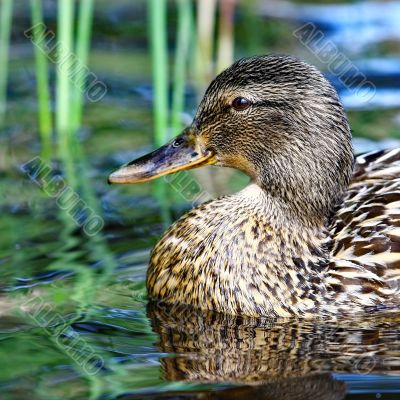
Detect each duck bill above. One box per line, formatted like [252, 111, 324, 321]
[108, 130, 216, 184]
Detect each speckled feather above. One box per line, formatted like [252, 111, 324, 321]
[328, 148, 400, 311]
[146, 56, 400, 317]
[148, 184, 331, 317]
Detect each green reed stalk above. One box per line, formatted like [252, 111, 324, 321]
[216, 0, 236, 74]
[56, 0, 76, 186]
[171, 0, 192, 136]
[54, 1, 113, 270]
[195, 0, 217, 95]
[0, 0, 13, 127]
[149, 0, 171, 225]
[71, 0, 94, 135]
[149, 0, 168, 146]
[30, 0, 53, 159]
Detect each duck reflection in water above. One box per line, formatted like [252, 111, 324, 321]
[146, 302, 400, 400]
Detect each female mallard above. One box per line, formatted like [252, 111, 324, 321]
[109, 55, 400, 318]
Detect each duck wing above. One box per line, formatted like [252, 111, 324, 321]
[328, 148, 400, 310]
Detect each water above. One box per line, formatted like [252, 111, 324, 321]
[1, 1, 400, 398]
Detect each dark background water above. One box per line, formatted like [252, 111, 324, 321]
[1, 1, 400, 399]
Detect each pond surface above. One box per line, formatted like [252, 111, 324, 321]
[1, 1, 400, 399]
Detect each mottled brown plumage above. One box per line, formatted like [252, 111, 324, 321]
[109, 55, 400, 317]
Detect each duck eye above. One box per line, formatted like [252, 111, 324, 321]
[231, 96, 251, 111]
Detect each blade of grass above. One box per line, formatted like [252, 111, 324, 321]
[56, 0, 76, 187]
[171, 0, 192, 136]
[30, 0, 53, 159]
[0, 0, 13, 127]
[71, 0, 94, 135]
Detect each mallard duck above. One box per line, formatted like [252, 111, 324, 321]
[109, 55, 400, 318]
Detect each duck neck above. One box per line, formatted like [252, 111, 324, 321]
[249, 183, 327, 228]
[254, 172, 338, 231]
[241, 183, 331, 262]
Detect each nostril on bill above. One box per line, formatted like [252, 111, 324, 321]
[172, 138, 185, 147]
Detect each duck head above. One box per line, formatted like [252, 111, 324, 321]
[109, 55, 354, 226]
